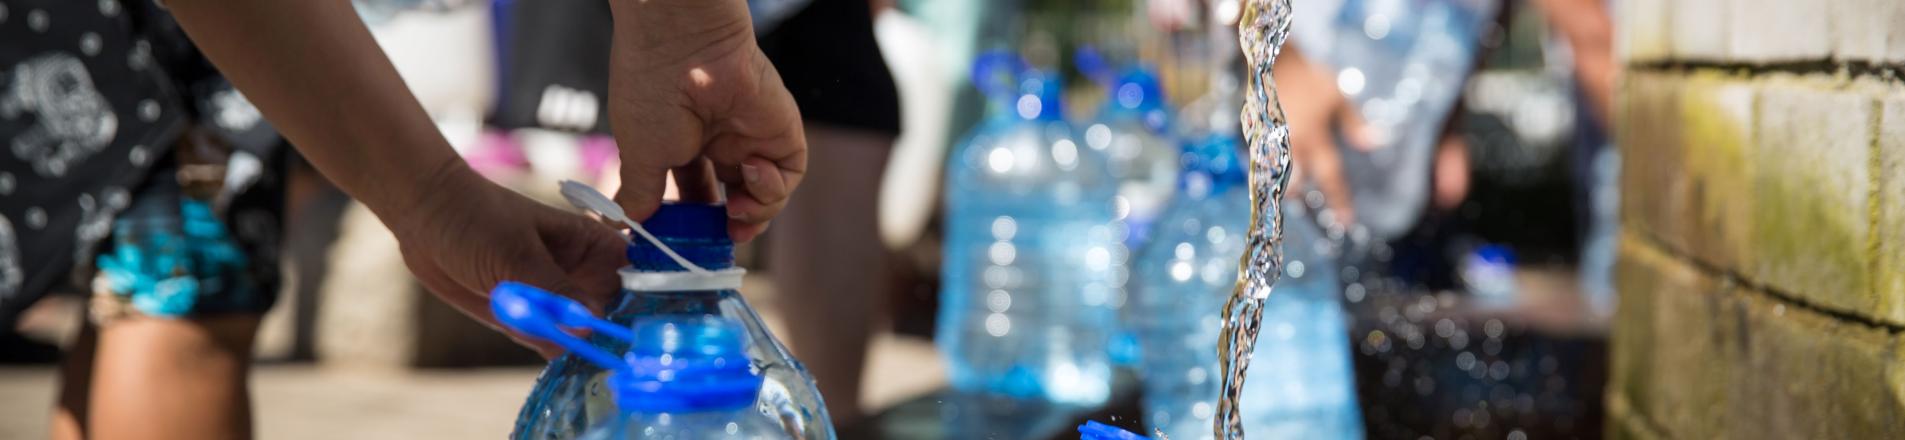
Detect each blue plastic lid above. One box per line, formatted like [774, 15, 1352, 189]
[1014, 71, 1067, 122]
[609, 316, 763, 413]
[970, 50, 1065, 122]
[1474, 244, 1517, 265]
[1076, 47, 1170, 133]
[1078, 421, 1150, 440]
[627, 203, 734, 271]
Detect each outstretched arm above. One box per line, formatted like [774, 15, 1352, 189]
[161, 0, 627, 356]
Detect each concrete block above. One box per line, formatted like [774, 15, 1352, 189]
[1750, 80, 1880, 323]
[1891, 1, 1905, 63]
[1606, 393, 1667, 440]
[1879, 91, 1905, 318]
[1676, 73, 1757, 272]
[1731, 293, 1905, 439]
[1616, 72, 1689, 250]
[1831, 0, 1895, 61]
[1617, 0, 1673, 62]
[1670, 0, 1730, 60]
[1615, 235, 1737, 438]
[1730, 0, 1830, 62]
[1610, 236, 1661, 425]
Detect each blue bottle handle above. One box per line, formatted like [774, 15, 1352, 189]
[490, 281, 635, 372]
[1077, 421, 1150, 440]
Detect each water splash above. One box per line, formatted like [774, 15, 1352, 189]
[1215, 0, 1294, 439]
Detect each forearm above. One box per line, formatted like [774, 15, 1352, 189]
[162, 0, 468, 220]
[607, 0, 755, 53]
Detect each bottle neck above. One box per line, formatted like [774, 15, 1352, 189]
[627, 239, 735, 272]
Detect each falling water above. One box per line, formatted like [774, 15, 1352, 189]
[1214, 0, 1294, 439]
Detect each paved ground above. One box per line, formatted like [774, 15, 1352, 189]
[0, 331, 942, 439]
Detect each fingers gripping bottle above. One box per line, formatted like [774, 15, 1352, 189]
[938, 51, 1119, 407]
[504, 186, 833, 440]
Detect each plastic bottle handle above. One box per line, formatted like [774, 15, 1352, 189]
[491, 281, 637, 372]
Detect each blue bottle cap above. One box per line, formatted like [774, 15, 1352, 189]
[627, 203, 734, 271]
[1078, 421, 1150, 440]
[1108, 68, 1171, 134]
[1016, 71, 1067, 122]
[1474, 244, 1516, 265]
[1076, 47, 1170, 133]
[610, 316, 763, 413]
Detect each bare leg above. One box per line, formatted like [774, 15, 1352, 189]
[769, 125, 893, 426]
[51, 322, 97, 440]
[85, 314, 262, 440]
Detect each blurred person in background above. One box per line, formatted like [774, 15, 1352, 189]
[1, 1, 290, 438]
[1150, 0, 1612, 296]
[756, 0, 900, 428]
[4, 0, 810, 438]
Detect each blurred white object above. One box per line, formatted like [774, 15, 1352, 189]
[362, 3, 493, 152]
[873, 9, 954, 250]
[516, 129, 585, 184]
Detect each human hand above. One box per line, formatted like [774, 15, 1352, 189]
[384, 167, 628, 358]
[607, 0, 805, 243]
[1275, 45, 1378, 226]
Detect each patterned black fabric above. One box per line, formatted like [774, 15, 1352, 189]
[0, 0, 283, 326]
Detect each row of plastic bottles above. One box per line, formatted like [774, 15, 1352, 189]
[489, 0, 1498, 435]
[937, 46, 1364, 438]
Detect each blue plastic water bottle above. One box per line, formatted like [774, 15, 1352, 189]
[1075, 48, 1179, 367]
[1129, 132, 1363, 440]
[937, 51, 1118, 406]
[1075, 48, 1179, 246]
[504, 203, 833, 439]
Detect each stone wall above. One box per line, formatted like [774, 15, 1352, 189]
[1608, 0, 1905, 438]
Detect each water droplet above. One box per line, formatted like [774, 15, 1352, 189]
[138, 99, 161, 122]
[79, 32, 102, 56]
[988, 242, 1017, 265]
[985, 290, 1011, 313]
[24, 207, 47, 229]
[990, 216, 1016, 240]
[984, 313, 1011, 337]
[26, 9, 48, 33]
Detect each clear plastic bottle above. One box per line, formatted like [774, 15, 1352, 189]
[1075, 50, 1179, 367]
[1129, 132, 1363, 440]
[1296, 0, 1499, 241]
[1075, 49, 1179, 247]
[505, 203, 833, 440]
[937, 52, 1118, 407]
